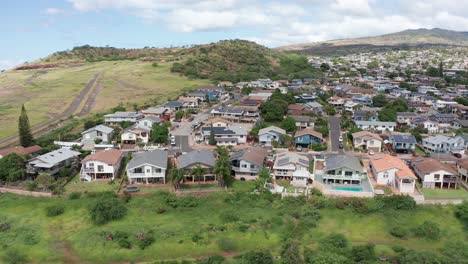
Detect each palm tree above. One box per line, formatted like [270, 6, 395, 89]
[255, 167, 273, 192]
[191, 164, 206, 182]
[168, 168, 184, 190]
[214, 146, 232, 188]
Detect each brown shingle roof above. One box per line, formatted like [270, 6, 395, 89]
[458, 159, 468, 170]
[294, 128, 323, 139]
[82, 149, 123, 165]
[0, 145, 42, 157]
[411, 157, 457, 175]
[352, 131, 382, 141]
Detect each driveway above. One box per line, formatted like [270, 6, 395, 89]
[328, 116, 344, 154]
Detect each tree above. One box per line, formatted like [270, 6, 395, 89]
[18, 104, 34, 147]
[260, 99, 288, 122]
[0, 153, 26, 182]
[191, 164, 206, 182]
[168, 168, 184, 190]
[304, 250, 349, 264]
[88, 196, 127, 225]
[151, 124, 169, 144]
[455, 201, 468, 228]
[367, 60, 379, 69]
[175, 110, 184, 120]
[280, 117, 297, 133]
[324, 105, 336, 116]
[426, 66, 439, 77]
[35, 173, 55, 191]
[439, 61, 443, 77]
[237, 250, 274, 264]
[372, 94, 387, 107]
[214, 146, 232, 188]
[280, 240, 303, 264]
[255, 167, 272, 192]
[351, 243, 376, 263]
[208, 124, 216, 146]
[320, 63, 330, 72]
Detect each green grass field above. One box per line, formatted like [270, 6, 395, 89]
[0, 61, 210, 139]
[0, 186, 466, 263]
[420, 187, 468, 200]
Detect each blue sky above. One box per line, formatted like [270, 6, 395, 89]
[1, 0, 467, 70]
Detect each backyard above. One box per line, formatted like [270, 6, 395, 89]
[0, 185, 466, 263]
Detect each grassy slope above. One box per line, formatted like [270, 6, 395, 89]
[0, 189, 465, 263]
[0, 60, 209, 139]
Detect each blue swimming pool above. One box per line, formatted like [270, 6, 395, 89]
[332, 186, 363, 192]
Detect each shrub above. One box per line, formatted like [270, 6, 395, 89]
[351, 243, 376, 263]
[413, 221, 441, 240]
[137, 230, 155, 250]
[219, 210, 240, 223]
[390, 226, 409, 238]
[319, 233, 349, 252]
[26, 181, 38, 191]
[197, 255, 226, 264]
[88, 197, 127, 225]
[302, 206, 321, 227]
[68, 192, 81, 200]
[236, 250, 273, 264]
[377, 195, 416, 211]
[118, 239, 131, 249]
[455, 201, 468, 227]
[0, 221, 11, 232]
[3, 250, 27, 264]
[156, 207, 167, 214]
[191, 233, 203, 243]
[392, 245, 405, 253]
[46, 205, 65, 217]
[216, 238, 237, 251]
[165, 195, 198, 208]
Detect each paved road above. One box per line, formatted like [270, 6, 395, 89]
[0, 73, 101, 148]
[328, 116, 344, 154]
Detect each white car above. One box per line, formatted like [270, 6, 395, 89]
[368, 150, 375, 155]
[338, 136, 343, 142]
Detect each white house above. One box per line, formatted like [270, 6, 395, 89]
[369, 154, 416, 194]
[355, 121, 396, 132]
[410, 157, 458, 189]
[104, 111, 143, 124]
[422, 135, 465, 154]
[272, 151, 310, 180]
[457, 159, 468, 182]
[137, 116, 162, 129]
[126, 150, 168, 184]
[291, 169, 312, 187]
[81, 125, 114, 143]
[352, 131, 383, 152]
[258, 126, 286, 147]
[80, 149, 124, 181]
[121, 124, 151, 144]
[231, 147, 268, 180]
[201, 125, 248, 146]
[27, 147, 80, 175]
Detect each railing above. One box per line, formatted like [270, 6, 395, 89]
[316, 174, 362, 180]
[128, 173, 165, 178]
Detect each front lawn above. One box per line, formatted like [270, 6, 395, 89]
[420, 187, 468, 200]
[64, 175, 119, 194]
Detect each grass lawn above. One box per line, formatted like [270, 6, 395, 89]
[0, 189, 466, 263]
[414, 145, 427, 156]
[420, 187, 468, 200]
[64, 175, 119, 194]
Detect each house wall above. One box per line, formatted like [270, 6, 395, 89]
[396, 178, 415, 193]
[121, 132, 149, 143]
[83, 160, 117, 174]
[259, 132, 280, 146]
[374, 168, 397, 185]
[366, 139, 382, 152]
[295, 135, 321, 146]
[419, 169, 454, 188]
[127, 165, 166, 182]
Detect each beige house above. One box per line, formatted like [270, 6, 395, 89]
[272, 151, 310, 180]
[352, 131, 383, 152]
[410, 157, 458, 189]
[369, 154, 416, 193]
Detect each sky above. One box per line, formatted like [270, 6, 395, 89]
[1, 0, 468, 70]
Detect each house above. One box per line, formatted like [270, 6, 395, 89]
[327, 97, 345, 111]
[388, 134, 417, 153]
[410, 157, 458, 189]
[141, 106, 170, 122]
[210, 107, 244, 120]
[316, 154, 365, 185]
[272, 151, 310, 180]
[137, 116, 162, 129]
[453, 119, 468, 130]
[0, 145, 42, 159]
[422, 135, 465, 154]
[231, 147, 268, 180]
[457, 159, 468, 182]
[355, 121, 396, 132]
[163, 101, 184, 111]
[201, 126, 248, 146]
[126, 150, 168, 184]
[203, 117, 232, 127]
[80, 149, 124, 181]
[304, 102, 323, 115]
[429, 113, 458, 124]
[352, 110, 378, 121]
[177, 150, 216, 182]
[411, 118, 439, 134]
[352, 131, 383, 152]
[396, 112, 419, 126]
[258, 126, 286, 147]
[121, 124, 151, 145]
[179, 97, 199, 109]
[290, 115, 314, 129]
[294, 128, 324, 148]
[344, 101, 361, 113]
[104, 111, 143, 124]
[352, 95, 373, 106]
[369, 154, 416, 193]
[291, 169, 312, 187]
[81, 125, 114, 145]
[27, 147, 80, 175]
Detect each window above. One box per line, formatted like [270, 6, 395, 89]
[97, 165, 104, 172]
[345, 171, 353, 176]
[383, 172, 389, 178]
[434, 174, 440, 181]
[242, 164, 247, 168]
[146, 169, 151, 173]
[97, 131, 102, 136]
[250, 165, 255, 169]
[154, 168, 162, 173]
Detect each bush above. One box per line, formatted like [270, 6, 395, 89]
[165, 194, 198, 208]
[219, 210, 240, 223]
[3, 250, 27, 264]
[191, 233, 203, 243]
[392, 245, 405, 253]
[455, 201, 468, 228]
[118, 238, 131, 249]
[351, 243, 376, 263]
[137, 230, 155, 250]
[46, 205, 65, 217]
[68, 192, 81, 200]
[0, 221, 11, 232]
[390, 226, 409, 238]
[26, 181, 38, 191]
[236, 250, 273, 264]
[376, 195, 416, 211]
[197, 255, 226, 264]
[216, 238, 237, 251]
[88, 197, 127, 225]
[413, 221, 441, 240]
[319, 233, 349, 252]
[301, 206, 321, 227]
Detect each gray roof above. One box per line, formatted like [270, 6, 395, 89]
[164, 101, 184, 108]
[325, 154, 363, 173]
[81, 124, 114, 135]
[29, 147, 80, 168]
[140, 116, 162, 123]
[397, 112, 418, 117]
[390, 134, 417, 143]
[289, 115, 313, 122]
[304, 102, 323, 109]
[355, 120, 396, 126]
[202, 126, 247, 136]
[123, 123, 151, 132]
[104, 111, 142, 118]
[259, 126, 286, 136]
[178, 150, 215, 168]
[126, 150, 168, 170]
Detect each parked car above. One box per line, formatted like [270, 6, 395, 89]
[338, 136, 343, 142]
[368, 150, 375, 155]
[339, 143, 343, 149]
[296, 146, 303, 152]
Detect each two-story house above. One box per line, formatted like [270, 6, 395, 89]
[369, 154, 416, 194]
[289, 115, 314, 130]
[137, 116, 163, 129]
[316, 154, 365, 185]
[80, 149, 124, 181]
[294, 128, 324, 148]
[396, 112, 419, 126]
[410, 157, 458, 189]
[422, 135, 465, 154]
[163, 101, 184, 111]
[104, 111, 143, 124]
[457, 159, 468, 182]
[27, 147, 80, 175]
[177, 150, 216, 182]
[352, 131, 383, 152]
[258, 126, 286, 147]
[389, 134, 417, 153]
[121, 124, 151, 145]
[201, 126, 248, 146]
[231, 147, 268, 180]
[81, 125, 114, 145]
[352, 110, 378, 122]
[272, 151, 310, 180]
[126, 150, 168, 184]
[355, 121, 396, 132]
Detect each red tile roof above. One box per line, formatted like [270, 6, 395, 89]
[0, 145, 42, 157]
[82, 149, 123, 165]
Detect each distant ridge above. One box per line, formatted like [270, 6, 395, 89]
[276, 28, 468, 55]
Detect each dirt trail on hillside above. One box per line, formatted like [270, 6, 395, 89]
[0, 72, 101, 147]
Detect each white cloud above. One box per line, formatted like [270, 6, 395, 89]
[44, 8, 65, 15]
[66, 0, 468, 47]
